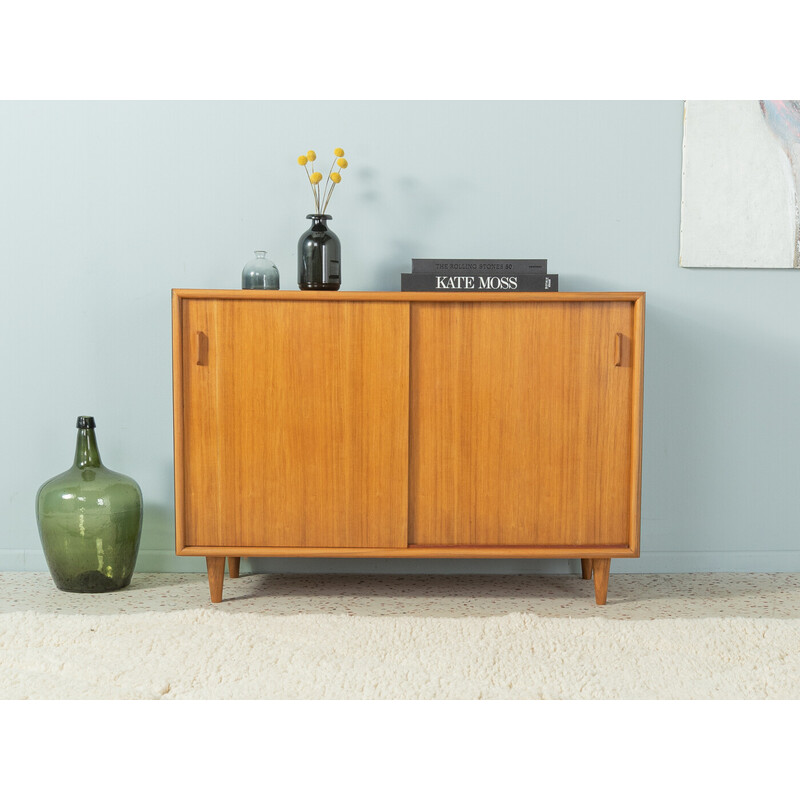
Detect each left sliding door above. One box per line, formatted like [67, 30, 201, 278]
[175, 297, 410, 550]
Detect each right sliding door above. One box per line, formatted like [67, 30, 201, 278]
[408, 299, 639, 548]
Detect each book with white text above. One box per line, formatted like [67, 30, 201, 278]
[400, 273, 558, 292]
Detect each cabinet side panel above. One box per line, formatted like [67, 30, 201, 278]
[628, 295, 645, 553]
[172, 293, 186, 552]
[197, 299, 409, 549]
[409, 301, 635, 547]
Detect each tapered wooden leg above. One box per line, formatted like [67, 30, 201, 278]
[581, 559, 593, 580]
[206, 557, 225, 603]
[593, 558, 610, 605]
[228, 557, 240, 579]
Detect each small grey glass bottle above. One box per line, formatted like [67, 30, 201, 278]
[242, 250, 280, 289]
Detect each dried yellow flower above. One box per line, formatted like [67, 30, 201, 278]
[298, 145, 347, 214]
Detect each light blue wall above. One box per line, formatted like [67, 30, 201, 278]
[2, 100, 798, 575]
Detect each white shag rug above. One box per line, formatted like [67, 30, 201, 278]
[2, 572, 799, 699]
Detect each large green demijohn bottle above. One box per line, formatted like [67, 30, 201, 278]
[35, 416, 143, 592]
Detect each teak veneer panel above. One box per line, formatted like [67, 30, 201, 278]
[175, 289, 643, 303]
[178, 298, 409, 549]
[180, 545, 635, 558]
[172, 290, 645, 605]
[409, 301, 635, 547]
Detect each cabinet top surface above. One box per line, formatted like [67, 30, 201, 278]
[173, 289, 645, 303]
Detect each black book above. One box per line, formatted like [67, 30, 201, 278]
[411, 258, 547, 275]
[401, 273, 558, 292]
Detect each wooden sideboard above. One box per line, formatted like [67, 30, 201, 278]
[172, 290, 645, 605]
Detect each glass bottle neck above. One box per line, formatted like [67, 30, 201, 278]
[74, 428, 103, 468]
[308, 215, 330, 231]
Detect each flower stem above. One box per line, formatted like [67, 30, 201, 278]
[304, 164, 319, 213]
[322, 157, 337, 211]
[322, 178, 337, 214]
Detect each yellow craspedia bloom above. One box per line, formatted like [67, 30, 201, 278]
[307, 150, 317, 162]
[297, 155, 308, 165]
[330, 172, 342, 183]
[336, 157, 348, 168]
[309, 172, 323, 184]
[334, 147, 344, 157]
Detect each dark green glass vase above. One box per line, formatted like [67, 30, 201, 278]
[297, 213, 341, 290]
[35, 416, 143, 593]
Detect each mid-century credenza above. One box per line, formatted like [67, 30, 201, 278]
[172, 290, 645, 605]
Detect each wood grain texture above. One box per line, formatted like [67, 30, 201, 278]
[173, 289, 644, 304]
[180, 298, 409, 549]
[581, 559, 593, 579]
[172, 290, 187, 553]
[628, 295, 646, 557]
[179, 545, 637, 558]
[409, 301, 635, 547]
[228, 557, 240, 578]
[179, 299, 224, 551]
[206, 556, 225, 603]
[593, 558, 611, 605]
[172, 289, 645, 605]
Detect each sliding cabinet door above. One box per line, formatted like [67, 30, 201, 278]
[179, 298, 410, 549]
[409, 301, 636, 548]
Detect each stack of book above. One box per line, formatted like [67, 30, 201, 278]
[400, 259, 557, 292]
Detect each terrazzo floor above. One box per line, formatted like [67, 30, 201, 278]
[2, 570, 799, 619]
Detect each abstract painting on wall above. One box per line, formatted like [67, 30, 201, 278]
[680, 100, 800, 269]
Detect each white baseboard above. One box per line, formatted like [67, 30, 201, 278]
[4, 548, 800, 574]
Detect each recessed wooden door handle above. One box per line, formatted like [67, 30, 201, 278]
[196, 331, 208, 366]
[614, 333, 623, 367]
